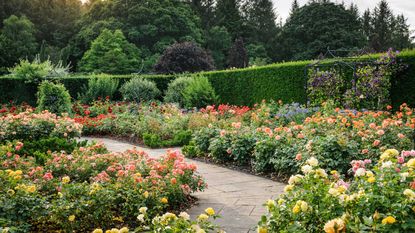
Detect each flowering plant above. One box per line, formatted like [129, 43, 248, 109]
[258, 149, 415, 232]
[0, 110, 82, 142]
[0, 142, 206, 232]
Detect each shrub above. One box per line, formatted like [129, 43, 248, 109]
[8, 57, 69, 84]
[79, 74, 119, 103]
[164, 76, 192, 106]
[182, 76, 218, 108]
[36, 81, 72, 115]
[0, 142, 206, 231]
[258, 150, 415, 232]
[0, 110, 82, 142]
[120, 78, 160, 103]
[154, 41, 215, 74]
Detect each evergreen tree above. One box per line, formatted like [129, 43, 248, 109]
[391, 14, 412, 50]
[243, 0, 279, 61]
[215, 0, 244, 39]
[362, 9, 372, 46]
[291, 0, 300, 14]
[205, 26, 232, 69]
[0, 15, 38, 69]
[370, 0, 393, 51]
[78, 29, 141, 74]
[227, 37, 249, 68]
[279, 1, 364, 60]
[191, 0, 215, 30]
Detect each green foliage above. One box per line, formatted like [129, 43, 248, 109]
[164, 76, 192, 107]
[8, 57, 69, 84]
[79, 29, 141, 74]
[205, 26, 232, 69]
[19, 138, 86, 165]
[79, 74, 120, 103]
[279, 1, 364, 60]
[36, 81, 72, 115]
[0, 15, 37, 69]
[120, 78, 160, 103]
[182, 76, 218, 108]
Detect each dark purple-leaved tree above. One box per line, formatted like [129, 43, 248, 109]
[227, 37, 249, 68]
[154, 41, 215, 74]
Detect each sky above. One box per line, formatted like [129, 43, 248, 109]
[274, 0, 415, 30]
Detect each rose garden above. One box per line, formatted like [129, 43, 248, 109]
[1, 0, 415, 232]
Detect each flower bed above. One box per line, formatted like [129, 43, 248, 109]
[0, 141, 206, 232]
[257, 149, 415, 232]
[186, 102, 415, 179]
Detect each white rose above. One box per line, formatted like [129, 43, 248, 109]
[179, 212, 190, 220]
[355, 168, 366, 177]
[301, 165, 313, 174]
[137, 214, 145, 222]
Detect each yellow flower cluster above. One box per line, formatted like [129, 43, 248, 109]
[380, 149, 399, 161]
[6, 169, 22, 180]
[15, 184, 36, 193]
[92, 227, 129, 233]
[292, 200, 309, 214]
[328, 185, 346, 197]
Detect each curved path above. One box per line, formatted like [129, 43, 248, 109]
[82, 137, 285, 233]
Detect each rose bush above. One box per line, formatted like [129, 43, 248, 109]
[0, 141, 206, 232]
[257, 149, 415, 232]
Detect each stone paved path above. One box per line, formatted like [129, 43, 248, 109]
[82, 137, 285, 233]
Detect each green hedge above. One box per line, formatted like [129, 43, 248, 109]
[1, 50, 415, 107]
[0, 74, 175, 105]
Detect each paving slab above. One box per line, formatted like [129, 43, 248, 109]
[82, 137, 285, 233]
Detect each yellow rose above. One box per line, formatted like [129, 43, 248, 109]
[300, 201, 308, 212]
[26, 185, 36, 193]
[367, 177, 376, 183]
[292, 205, 300, 214]
[62, 176, 70, 184]
[110, 228, 119, 233]
[68, 215, 75, 222]
[381, 216, 396, 224]
[257, 226, 268, 233]
[119, 227, 129, 233]
[161, 197, 168, 204]
[205, 207, 215, 216]
[92, 229, 103, 233]
[197, 214, 209, 221]
[284, 185, 294, 192]
[277, 199, 284, 205]
[143, 191, 149, 198]
[408, 158, 415, 168]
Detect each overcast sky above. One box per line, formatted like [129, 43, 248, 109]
[274, 0, 415, 31]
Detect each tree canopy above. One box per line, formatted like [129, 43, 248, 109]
[78, 29, 141, 74]
[0, 0, 413, 74]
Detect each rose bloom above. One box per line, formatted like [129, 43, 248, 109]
[372, 140, 381, 147]
[295, 153, 302, 161]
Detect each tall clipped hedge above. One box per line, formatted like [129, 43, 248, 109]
[1, 49, 415, 107]
[203, 61, 309, 106]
